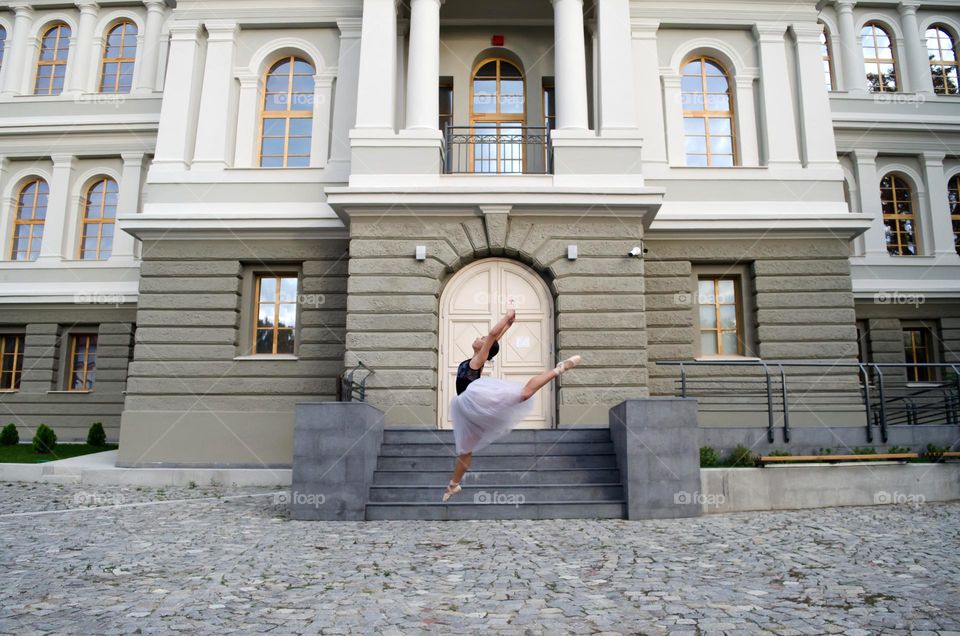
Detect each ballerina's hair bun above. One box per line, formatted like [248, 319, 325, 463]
[487, 340, 500, 361]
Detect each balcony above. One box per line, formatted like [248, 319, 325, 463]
[443, 126, 552, 175]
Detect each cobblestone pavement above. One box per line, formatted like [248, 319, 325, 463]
[1, 482, 958, 635]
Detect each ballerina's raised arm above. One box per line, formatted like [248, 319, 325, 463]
[469, 308, 516, 370]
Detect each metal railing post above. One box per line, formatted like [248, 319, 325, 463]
[679, 362, 687, 398]
[779, 363, 790, 443]
[859, 363, 873, 443]
[874, 364, 888, 443]
[762, 362, 774, 443]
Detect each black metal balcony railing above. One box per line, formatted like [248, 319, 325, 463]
[657, 360, 960, 444]
[443, 125, 552, 175]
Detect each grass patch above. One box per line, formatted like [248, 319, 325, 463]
[0, 443, 118, 464]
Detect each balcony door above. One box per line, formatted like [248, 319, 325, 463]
[470, 58, 526, 173]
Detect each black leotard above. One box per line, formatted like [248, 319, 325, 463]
[455, 359, 482, 395]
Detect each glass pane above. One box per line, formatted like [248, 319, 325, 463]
[698, 280, 715, 304]
[685, 136, 706, 153]
[710, 136, 733, 155]
[258, 305, 275, 328]
[259, 278, 277, 302]
[279, 277, 298, 302]
[683, 60, 702, 76]
[255, 330, 274, 354]
[476, 61, 497, 77]
[719, 305, 737, 329]
[706, 94, 730, 111]
[711, 155, 734, 167]
[262, 118, 285, 136]
[686, 154, 708, 167]
[276, 330, 295, 355]
[704, 61, 724, 76]
[709, 117, 731, 135]
[286, 155, 309, 167]
[261, 137, 285, 156]
[706, 76, 728, 92]
[699, 305, 717, 329]
[681, 76, 702, 94]
[721, 332, 739, 355]
[684, 118, 706, 134]
[717, 280, 736, 303]
[289, 118, 312, 137]
[287, 137, 311, 156]
[700, 332, 718, 355]
[500, 62, 522, 78]
[260, 156, 284, 168]
[277, 303, 297, 329]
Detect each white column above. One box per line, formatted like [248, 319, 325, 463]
[152, 21, 203, 171]
[37, 155, 76, 262]
[135, 0, 167, 94]
[330, 18, 362, 164]
[66, 1, 99, 95]
[922, 152, 956, 259]
[354, 0, 398, 131]
[852, 149, 886, 257]
[233, 73, 261, 168]
[633, 21, 666, 163]
[791, 23, 840, 167]
[551, 0, 590, 131]
[836, 0, 868, 93]
[112, 153, 144, 261]
[753, 23, 800, 166]
[596, 0, 637, 132]
[310, 71, 336, 168]
[898, 1, 934, 95]
[403, 0, 442, 132]
[662, 73, 685, 166]
[734, 75, 760, 167]
[191, 20, 239, 170]
[1, 3, 35, 98]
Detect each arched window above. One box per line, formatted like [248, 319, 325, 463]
[470, 58, 526, 173]
[11, 179, 48, 261]
[0, 27, 7, 72]
[79, 177, 118, 260]
[820, 24, 835, 90]
[100, 20, 138, 94]
[926, 25, 959, 96]
[861, 23, 898, 92]
[881, 174, 918, 256]
[259, 56, 315, 168]
[949, 173, 960, 255]
[681, 56, 735, 167]
[35, 23, 71, 95]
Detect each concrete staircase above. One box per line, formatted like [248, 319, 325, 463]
[366, 427, 627, 520]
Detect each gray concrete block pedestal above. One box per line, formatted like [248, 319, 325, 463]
[609, 398, 702, 520]
[291, 402, 384, 521]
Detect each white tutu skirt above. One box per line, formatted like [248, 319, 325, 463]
[450, 377, 535, 455]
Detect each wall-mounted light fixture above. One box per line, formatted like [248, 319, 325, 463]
[415, 245, 427, 261]
[567, 245, 578, 261]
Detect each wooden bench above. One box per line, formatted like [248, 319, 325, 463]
[757, 451, 960, 466]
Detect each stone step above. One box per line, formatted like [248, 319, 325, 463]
[381, 428, 611, 444]
[38, 474, 82, 485]
[365, 501, 627, 521]
[372, 468, 622, 486]
[368, 483, 624, 503]
[377, 442, 615, 457]
[376, 453, 619, 471]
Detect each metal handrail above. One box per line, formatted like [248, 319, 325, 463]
[339, 361, 375, 403]
[658, 360, 960, 444]
[443, 125, 552, 175]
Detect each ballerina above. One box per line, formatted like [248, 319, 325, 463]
[442, 308, 581, 502]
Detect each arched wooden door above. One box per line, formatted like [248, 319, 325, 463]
[438, 259, 554, 429]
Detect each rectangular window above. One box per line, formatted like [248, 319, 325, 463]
[68, 334, 97, 391]
[697, 276, 744, 356]
[543, 78, 556, 131]
[0, 334, 24, 391]
[254, 274, 299, 355]
[903, 325, 935, 383]
[439, 79, 453, 132]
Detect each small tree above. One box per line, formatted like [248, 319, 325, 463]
[727, 444, 756, 467]
[32, 424, 57, 454]
[87, 422, 106, 447]
[700, 446, 720, 467]
[0, 423, 18, 446]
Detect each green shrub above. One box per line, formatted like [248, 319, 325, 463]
[727, 444, 755, 467]
[768, 449, 792, 457]
[927, 443, 948, 454]
[32, 424, 57, 454]
[887, 446, 911, 454]
[0, 423, 18, 446]
[700, 446, 720, 467]
[853, 446, 876, 455]
[817, 448, 833, 456]
[86, 422, 106, 447]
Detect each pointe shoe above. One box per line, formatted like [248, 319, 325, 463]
[555, 355, 582, 375]
[442, 480, 461, 503]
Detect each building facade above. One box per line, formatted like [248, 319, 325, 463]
[0, 0, 957, 467]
